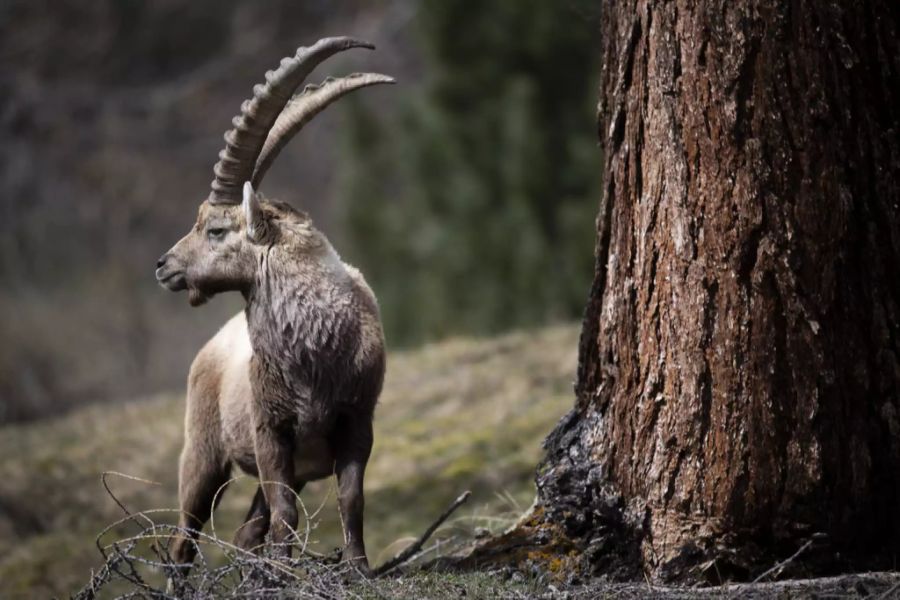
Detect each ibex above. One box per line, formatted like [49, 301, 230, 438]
[154, 37, 392, 576]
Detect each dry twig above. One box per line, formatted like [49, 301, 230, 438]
[75, 474, 472, 599]
[751, 538, 814, 583]
[372, 490, 471, 577]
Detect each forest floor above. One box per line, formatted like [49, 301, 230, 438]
[2, 322, 898, 599]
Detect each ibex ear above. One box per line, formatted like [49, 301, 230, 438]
[242, 181, 264, 242]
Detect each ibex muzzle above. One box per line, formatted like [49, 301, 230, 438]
[155, 37, 392, 580]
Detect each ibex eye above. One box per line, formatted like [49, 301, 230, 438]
[207, 228, 226, 240]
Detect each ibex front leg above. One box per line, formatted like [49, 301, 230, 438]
[252, 416, 298, 560]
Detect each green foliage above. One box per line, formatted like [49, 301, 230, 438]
[339, 1, 601, 346]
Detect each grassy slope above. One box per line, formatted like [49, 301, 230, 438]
[0, 324, 579, 599]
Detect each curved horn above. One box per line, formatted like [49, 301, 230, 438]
[251, 73, 395, 188]
[209, 37, 375, 205]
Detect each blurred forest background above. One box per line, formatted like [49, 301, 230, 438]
[0, 0, 601, 423]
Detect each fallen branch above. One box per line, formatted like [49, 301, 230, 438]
[878, 579, 900, 600]
[373, 490, 471, 577]
[752, 538, 814, 583]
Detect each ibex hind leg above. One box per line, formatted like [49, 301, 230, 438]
[169, 446, 230, 581]
[233, 485, 270, 552]
[234, 480, 306, 552]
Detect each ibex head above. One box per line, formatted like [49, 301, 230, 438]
[156, 37, 393, 306]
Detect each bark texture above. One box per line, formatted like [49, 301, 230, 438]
[536, 0, 900, 582]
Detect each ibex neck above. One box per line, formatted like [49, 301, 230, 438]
[244, 244, 360, 374]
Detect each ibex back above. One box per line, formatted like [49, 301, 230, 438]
[154, 37, 393, 577]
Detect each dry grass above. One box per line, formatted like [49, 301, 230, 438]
[0, 323, 579, 599]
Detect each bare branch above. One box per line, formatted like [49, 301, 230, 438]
[751, 537, 816, 583]
[372, 490, 471, 577]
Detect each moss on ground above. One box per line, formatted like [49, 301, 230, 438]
[0, 324, 579, 599]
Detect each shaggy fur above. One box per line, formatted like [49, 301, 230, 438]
[156, 191, 385, 574]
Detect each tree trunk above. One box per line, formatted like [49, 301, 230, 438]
[521, 0, 900, 583]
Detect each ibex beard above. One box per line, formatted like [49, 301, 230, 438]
[155, 37, 392, 579]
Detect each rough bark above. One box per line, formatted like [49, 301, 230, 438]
[519, 0, 900, 583]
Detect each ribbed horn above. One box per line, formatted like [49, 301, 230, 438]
[251, 73, 395, 188]
[209, 37, 375, 205]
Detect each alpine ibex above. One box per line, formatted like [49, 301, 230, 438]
[154, 37, 392, 575]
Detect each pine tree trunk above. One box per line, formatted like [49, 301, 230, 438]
[520, 0, 900, 583]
